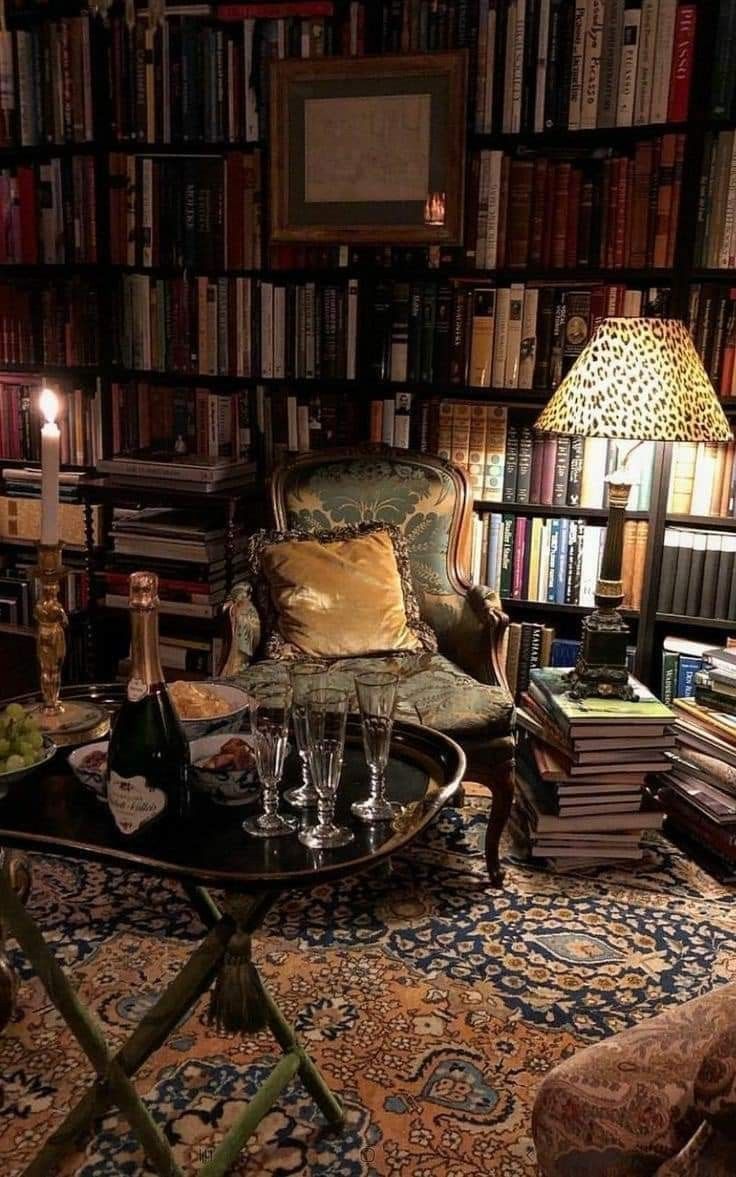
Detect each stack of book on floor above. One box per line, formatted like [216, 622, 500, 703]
[513, 668, 672, 870]
[657, 647, 736, 876]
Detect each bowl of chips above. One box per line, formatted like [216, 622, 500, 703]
[190, 733, 259, 805]
[168, 680, 250, 741]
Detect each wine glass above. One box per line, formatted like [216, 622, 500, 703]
[242, 682, 297, 838]
[351, 670, 401, 823]
[284, 661, 328, 809]
[299, 688, 354, 849]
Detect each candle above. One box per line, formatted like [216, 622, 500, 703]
[39, 387, 60, 547]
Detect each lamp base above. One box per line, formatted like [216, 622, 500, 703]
[567, 609, 638, 702]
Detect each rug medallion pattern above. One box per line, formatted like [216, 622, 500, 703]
[1, 797, 735, 1175]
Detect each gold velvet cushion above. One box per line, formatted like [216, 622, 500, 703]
[248, 523, 437, 660]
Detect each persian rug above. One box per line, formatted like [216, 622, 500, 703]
[1, 794, 735, 1177]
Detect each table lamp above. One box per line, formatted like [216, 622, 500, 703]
[534, 318, 733, 701]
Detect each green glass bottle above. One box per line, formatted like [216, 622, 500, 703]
[106, 571, 191, 839]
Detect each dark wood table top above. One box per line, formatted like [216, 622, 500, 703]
[0, 684, 464, 892]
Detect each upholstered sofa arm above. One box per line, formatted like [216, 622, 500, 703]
[693, 1025, 736, 1139]
[443, 584, 511, 694]
[219, 581, 262, 677]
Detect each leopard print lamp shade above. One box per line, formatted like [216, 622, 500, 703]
[535, 318, 733, 443]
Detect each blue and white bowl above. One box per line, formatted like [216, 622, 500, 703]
[190, 733, 259, 806]
[172, 681, 250, 741]
[68, 740, 108, 799]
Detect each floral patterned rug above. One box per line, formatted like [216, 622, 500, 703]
[1, 793, 735, 1177]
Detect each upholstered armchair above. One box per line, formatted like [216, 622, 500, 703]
[533, 981, 736, 1176]
[221, 445, 515, 885]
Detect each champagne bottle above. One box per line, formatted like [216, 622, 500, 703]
[106, 571, 191, 839]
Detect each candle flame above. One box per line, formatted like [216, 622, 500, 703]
[39, 387, 59, 424]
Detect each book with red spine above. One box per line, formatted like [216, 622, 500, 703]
[529, 157, 548, 265]
[551, 163, 571, 268]
[508, 159, 533, 268]
[217, 3, 333, 18]
[614, 156, 630, 269]
[16, 165, 37, 264]
[564, 166, 581, 269]
[667, 3, 696, 123]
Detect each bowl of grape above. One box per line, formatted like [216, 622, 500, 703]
[0, 704, 57, 798]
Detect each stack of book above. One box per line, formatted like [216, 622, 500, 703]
[115, 274, 359, 380]
[105, 507, 245, 620]
[366, 281, 671, 390]
[693, 132, 736, 271]
[471, 512, 647, 610]
[0, 383, 102, 468]
[658, 528, 736, 620]
[660, 635, 709, 704]
[475, 0, 695, 133]
[657, 649, 736, 877]
[99, 382, 256, 490]
[513, 668, 671, 869]
[505, 621, 554, 702]
[668, 440, 736, 517]
[0, 159, 97, 265]
[472, 137, 685, 271]
[109, 152, 262, 270]
[0, 280, 99, 368]
[687, 284, 736, 400]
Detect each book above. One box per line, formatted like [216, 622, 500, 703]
[530, 667, 675, 732]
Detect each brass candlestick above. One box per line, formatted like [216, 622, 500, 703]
[29, 542, 109, 746]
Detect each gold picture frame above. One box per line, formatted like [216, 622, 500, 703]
[270, 52, 467, 245]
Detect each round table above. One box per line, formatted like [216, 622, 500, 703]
[0, 683, 465, 1177]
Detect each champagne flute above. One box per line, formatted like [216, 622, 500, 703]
[242, 682, 297, 838]
[351, 670, 401, 823]
[299, 688, 354, 849]
[284, 661, 328, 808]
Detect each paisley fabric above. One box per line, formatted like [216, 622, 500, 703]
[229, 652, 513, 740]
[693, 1024, 736, 1138]
[2, 809, 736, 1176]
[533, 982, 736, 1177]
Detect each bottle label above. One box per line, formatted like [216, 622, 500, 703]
[108, 771, 166, 836]
[127, 677, 149, 702]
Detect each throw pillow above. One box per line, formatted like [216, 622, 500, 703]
[247, 522, 437, 660]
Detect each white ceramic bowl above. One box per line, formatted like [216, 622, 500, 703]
[172, 681, 250, 741]
[190, 732, 259, 806]
[68, 740, 109, 799]
[0, 735, 57, 799]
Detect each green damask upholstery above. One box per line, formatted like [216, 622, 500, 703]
[222, 446, 515, 885]
[273, 452, 505, 683]
[231, 653, 513, 743]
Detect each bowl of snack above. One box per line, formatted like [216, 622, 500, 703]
[0, 704, 57, 797]
[168, 680, 250, 741]
[68, 741, 108, 799]
[190, 734, 259, 805]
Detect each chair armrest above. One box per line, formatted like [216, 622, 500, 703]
[444, 584, 511, 694]
[218, 582, 261, 678]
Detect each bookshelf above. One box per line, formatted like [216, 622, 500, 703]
[0, 0, 733, 690]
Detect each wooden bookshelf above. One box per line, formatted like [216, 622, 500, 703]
[0, 0, 732, 689]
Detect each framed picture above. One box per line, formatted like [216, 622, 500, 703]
[270, 52, 467, 245]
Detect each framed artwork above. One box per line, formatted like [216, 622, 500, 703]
[270, 52, 467, 245]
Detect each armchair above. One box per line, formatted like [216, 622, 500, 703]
[221, 445, 515, 885]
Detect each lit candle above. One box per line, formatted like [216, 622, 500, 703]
[39, 387, 60, 547]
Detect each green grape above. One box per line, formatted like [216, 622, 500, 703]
[5, 703, 25, 721]
[5, 754, 24, 771]
[0, 738, 9, 758]
[28, 731, 43, 750]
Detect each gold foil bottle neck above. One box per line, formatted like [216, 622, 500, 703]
[129, 571, 159, 610]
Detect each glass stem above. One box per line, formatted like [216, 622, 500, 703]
[262, 778, 278, 820]
[370, 765, 386, 804]
[317, 795, 333, 830]
[300, 755, 311, 791]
